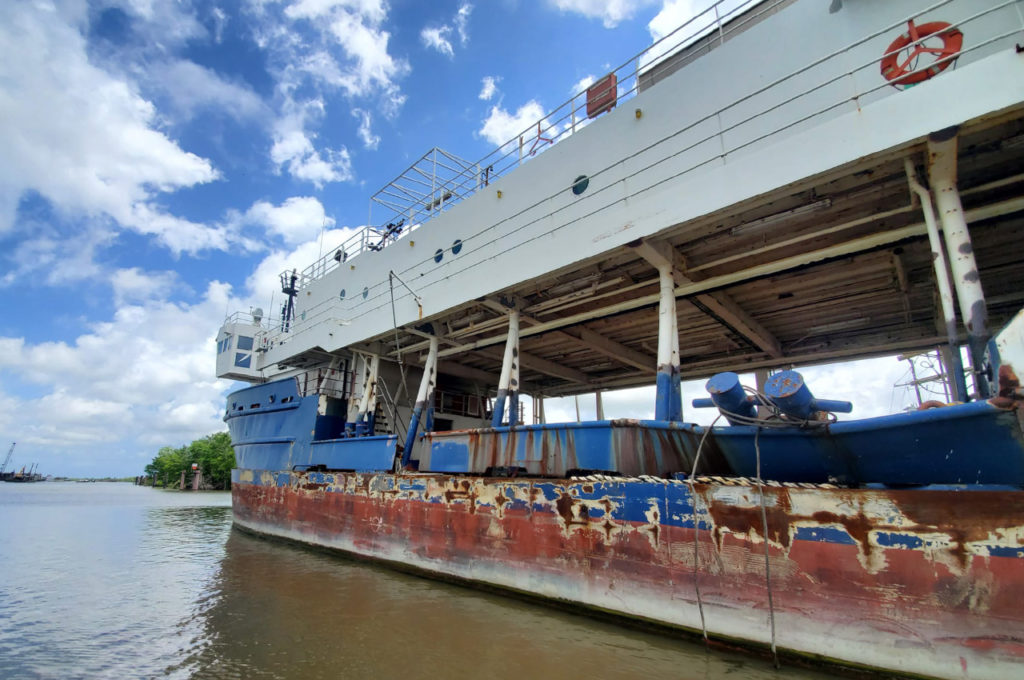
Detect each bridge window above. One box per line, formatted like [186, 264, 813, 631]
[237, 336, 254, 351]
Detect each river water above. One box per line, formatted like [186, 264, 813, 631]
[0, 482, 836, 680]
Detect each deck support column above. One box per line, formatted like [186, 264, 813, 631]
[492, 308, 520, 428]
[655, 265, 682, 421]
[904, 158, 969, 403]
[927, 127, 991, 398]
[345, 355, 366, 436]
[402, 335, 438, 466]
[354, 354, 381, 436]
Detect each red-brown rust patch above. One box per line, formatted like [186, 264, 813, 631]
[582, 484, 594, 494]
[811, 511, 875, 559]
[555, 490, 575, 525]
[884, 489, 1024, 568]
[998, 363, 1020, 399]
[704, 502, 794, 551]
[695, 486, 796, 551]
[601, 518, 616, 541]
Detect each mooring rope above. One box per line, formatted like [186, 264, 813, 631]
[686, 413, 721, 644]
[754, 426, 780, 668]
[387, 273, 413, 411]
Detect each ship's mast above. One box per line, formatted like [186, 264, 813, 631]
[279, 269, 298, 332]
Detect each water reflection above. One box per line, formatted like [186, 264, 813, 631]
[0, 483, 833, 680]
[181, 531, 828, 680]
[0, 483, 230, 680]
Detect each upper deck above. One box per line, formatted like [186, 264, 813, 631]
[219, 0, 1024, 396]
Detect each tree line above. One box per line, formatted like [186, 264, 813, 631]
[144, 432, 235, 489]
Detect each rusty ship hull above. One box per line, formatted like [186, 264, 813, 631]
[231, 468, 1024, 679]
[216, 1, 1024, 677]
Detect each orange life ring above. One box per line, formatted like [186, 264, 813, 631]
[880, 20, 963, 87]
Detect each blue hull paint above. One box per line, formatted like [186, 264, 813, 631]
[227, 380, 1024, 487]
[226, 377, 396, 472]
[711, 400, 1024, 486]
[310, 436, 398, 471]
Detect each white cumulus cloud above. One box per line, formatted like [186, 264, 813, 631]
[570, 74, 597, 96]
[0, 1, 221, 253]
[421, 26, 454, 57]
[271, 100, 354, 186]
[549, 0, 655, 28]
[277, 0, 408, 113]
[420, 3, 473, 57]
[478, 101, 551, 148]
[352, 108, 381, 149]
[111, 268, 182, 306]
[147, 60, 268, 122]
[0, 279, 240, 473]
[243, 196, 336, 246]
[479, 75, 500, 101]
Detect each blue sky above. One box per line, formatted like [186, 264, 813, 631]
[0, 0, 920, 477]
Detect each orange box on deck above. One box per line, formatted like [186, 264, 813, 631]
[586, 73, 617, 118]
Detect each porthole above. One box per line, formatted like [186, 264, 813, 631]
[362, 287, 369, 299]
[434, 249, 444, 263]
[452, 239, 463, 255]
[339, 289, 346, 300]
[572, 174, 589, 195]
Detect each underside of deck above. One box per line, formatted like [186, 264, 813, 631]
[336, 113, 1024, 398]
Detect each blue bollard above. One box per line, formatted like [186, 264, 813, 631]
[699, 372, 758, 425]
[765, 370, 852, 419]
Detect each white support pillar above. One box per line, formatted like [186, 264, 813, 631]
[356, 354, 381, 435]
[346, 354, 367, 434]
[927, 127, 991, 397]
[492, 308, 520, 427]
[402, 335, 438, 466]
[905, 158, 968, 402]
[655, 264, 682, 421]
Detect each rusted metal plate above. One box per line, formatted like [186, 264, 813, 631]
[418, 420, 731, 476]
[232, 468, 1024, 679]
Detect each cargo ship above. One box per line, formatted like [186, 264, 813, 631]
[218, 1, 1024, 677]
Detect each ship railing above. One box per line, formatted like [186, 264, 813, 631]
[294, 367, 351, 400]
[251, 295, 352, 356]
[222, 310, 276, 329]
[433, 390, 487, 419]
[291, 0, 1019, 291]
[290, 0, 771, 289]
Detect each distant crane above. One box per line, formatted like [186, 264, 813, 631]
[0, 442, 13, 474]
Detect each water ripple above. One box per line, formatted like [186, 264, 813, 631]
[0, 482, 835, 680]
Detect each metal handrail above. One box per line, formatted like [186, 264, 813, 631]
[334, 0, 1017, 325]
[290, 0, 775, 288]
[279, 0, 1019, 336]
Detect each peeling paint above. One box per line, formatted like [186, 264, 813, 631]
[232, 468, 1024, 679]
